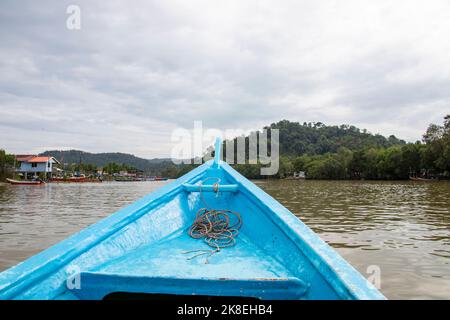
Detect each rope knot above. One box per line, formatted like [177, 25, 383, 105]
[182, 177, 242, 263]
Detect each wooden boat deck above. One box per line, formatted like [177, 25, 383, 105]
[95, 230, 294, 279]
[58, 230, 307, 300]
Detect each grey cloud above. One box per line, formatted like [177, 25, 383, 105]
[1, 0, 449, 157]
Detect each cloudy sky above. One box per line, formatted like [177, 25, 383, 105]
[1, 0, 449, 158]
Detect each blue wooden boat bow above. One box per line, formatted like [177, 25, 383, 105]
[0, 138, 385, 300]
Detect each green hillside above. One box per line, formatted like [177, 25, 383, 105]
[267, 120, 406, 155]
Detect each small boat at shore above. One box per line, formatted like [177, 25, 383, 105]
[147, 176, 169, 181]
[409, 176, 438, 182]
[6, 178, 45, 185]
[50, 177, 102, 183]
[0, 139, 385, 300]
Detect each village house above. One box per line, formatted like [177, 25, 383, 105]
[15, 155, 60, 179]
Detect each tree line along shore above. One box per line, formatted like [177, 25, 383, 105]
[164, 115, 450, 180]
[1, 115, 449, 181]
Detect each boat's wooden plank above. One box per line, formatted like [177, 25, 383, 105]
[69, 272, 308, 300]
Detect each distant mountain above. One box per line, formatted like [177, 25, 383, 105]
[39, 150, 173, 174]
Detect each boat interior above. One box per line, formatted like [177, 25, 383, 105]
[0, 156, 384, 300]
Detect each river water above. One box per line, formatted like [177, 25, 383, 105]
[0, 180, 449, 299]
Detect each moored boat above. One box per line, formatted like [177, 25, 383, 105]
[0, 139, 385, 300]
[409, 176, 437, 182]
[6, 178, 45, 185]
[148, 176, 169, 181]
[50, 177, 102, 183]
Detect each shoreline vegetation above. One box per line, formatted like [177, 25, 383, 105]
[1, 115, 449, 181]
[167, 115, 450, 180]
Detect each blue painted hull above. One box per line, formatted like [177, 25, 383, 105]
[0, 158, 385, 300]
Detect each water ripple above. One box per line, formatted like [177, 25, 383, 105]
[256, 180, 450, 299]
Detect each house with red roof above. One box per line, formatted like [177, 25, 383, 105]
[16, 155, 60, 179]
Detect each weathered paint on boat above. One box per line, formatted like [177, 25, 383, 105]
[0, 139, 385, 300]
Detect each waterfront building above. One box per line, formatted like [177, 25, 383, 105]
[15, 155, 60, 179]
